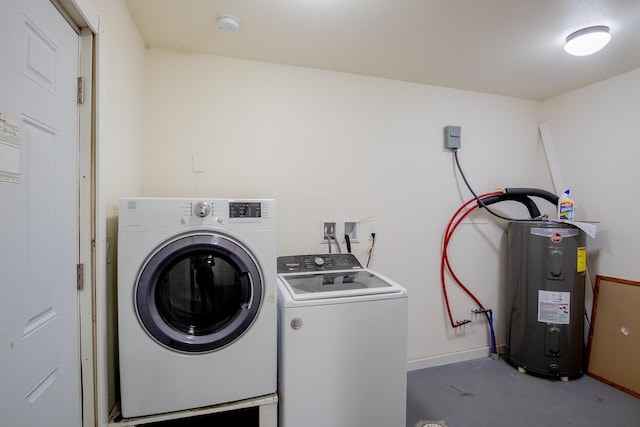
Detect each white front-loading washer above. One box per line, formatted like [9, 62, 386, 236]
[277, 253, 408, 427]
[117, 197, 277, 418]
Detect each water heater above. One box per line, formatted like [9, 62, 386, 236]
[506, 221, 587, 379]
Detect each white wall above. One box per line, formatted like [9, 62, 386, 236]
[142, 48, 550, 366]
[95, 0, 146, 208]
[540, 68, 640, 281]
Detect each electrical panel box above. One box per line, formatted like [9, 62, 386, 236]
[444, 125, 461, 149]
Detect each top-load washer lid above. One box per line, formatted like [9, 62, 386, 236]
[277, 253, 403, 301]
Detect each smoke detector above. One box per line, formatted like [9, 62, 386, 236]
[216, 14, 240, 32]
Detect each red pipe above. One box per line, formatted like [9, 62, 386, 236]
[441, 191, 501, 329]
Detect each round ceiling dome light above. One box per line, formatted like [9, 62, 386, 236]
[216, 14, 240, 32]
[564, 26, 611, 56]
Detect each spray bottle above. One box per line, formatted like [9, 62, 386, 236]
[557, 189, 575, 220]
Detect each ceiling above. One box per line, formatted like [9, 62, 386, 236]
[125, 0, 640, 101]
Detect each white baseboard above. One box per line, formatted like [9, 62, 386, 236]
[406, 344, 506, 372]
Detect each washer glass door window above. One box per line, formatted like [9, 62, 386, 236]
[135, 234, 262, 353]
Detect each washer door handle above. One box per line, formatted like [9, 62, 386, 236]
[242, 272, 255, 310]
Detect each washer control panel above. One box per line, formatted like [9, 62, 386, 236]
[229, 201, 262, 219]
[118, 198, 275, 231]
[277, 253, 362, 274]
[185, 200, 272, 224]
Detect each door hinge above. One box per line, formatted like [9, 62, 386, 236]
[77, 263, 84, 290]
[77, 76, 85, 104]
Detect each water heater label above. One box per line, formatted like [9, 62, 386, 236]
[537, 290, 570, 324]
[577, 247, 587, 272]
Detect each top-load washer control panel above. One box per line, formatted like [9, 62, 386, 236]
[277, 253, 363, 274]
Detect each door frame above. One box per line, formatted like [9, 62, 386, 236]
[77, 26, 97, 427]
[51, 1, 99, 426]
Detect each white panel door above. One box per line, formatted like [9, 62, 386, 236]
[0, 0, 82, 426]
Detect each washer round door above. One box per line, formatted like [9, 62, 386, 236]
[135, 233, 263, 353]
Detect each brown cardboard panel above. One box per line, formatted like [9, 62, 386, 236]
[587, 276, 640, 398]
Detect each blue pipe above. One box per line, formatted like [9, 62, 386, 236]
[472, 308, 496, 354]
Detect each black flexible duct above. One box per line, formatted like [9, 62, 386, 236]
[476, 188, 559, 220]
[479, 194, 541, 219]
[503, 187, 559, 206]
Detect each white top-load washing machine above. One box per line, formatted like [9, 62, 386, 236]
[117, 198, 277, 418]
[277, 253, 408, 427]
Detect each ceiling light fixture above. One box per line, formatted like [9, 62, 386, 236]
[216, 14, 240, 33]
[564, 25, 611, 56]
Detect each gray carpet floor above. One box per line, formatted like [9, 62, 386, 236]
[406, 356, 640, 427]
